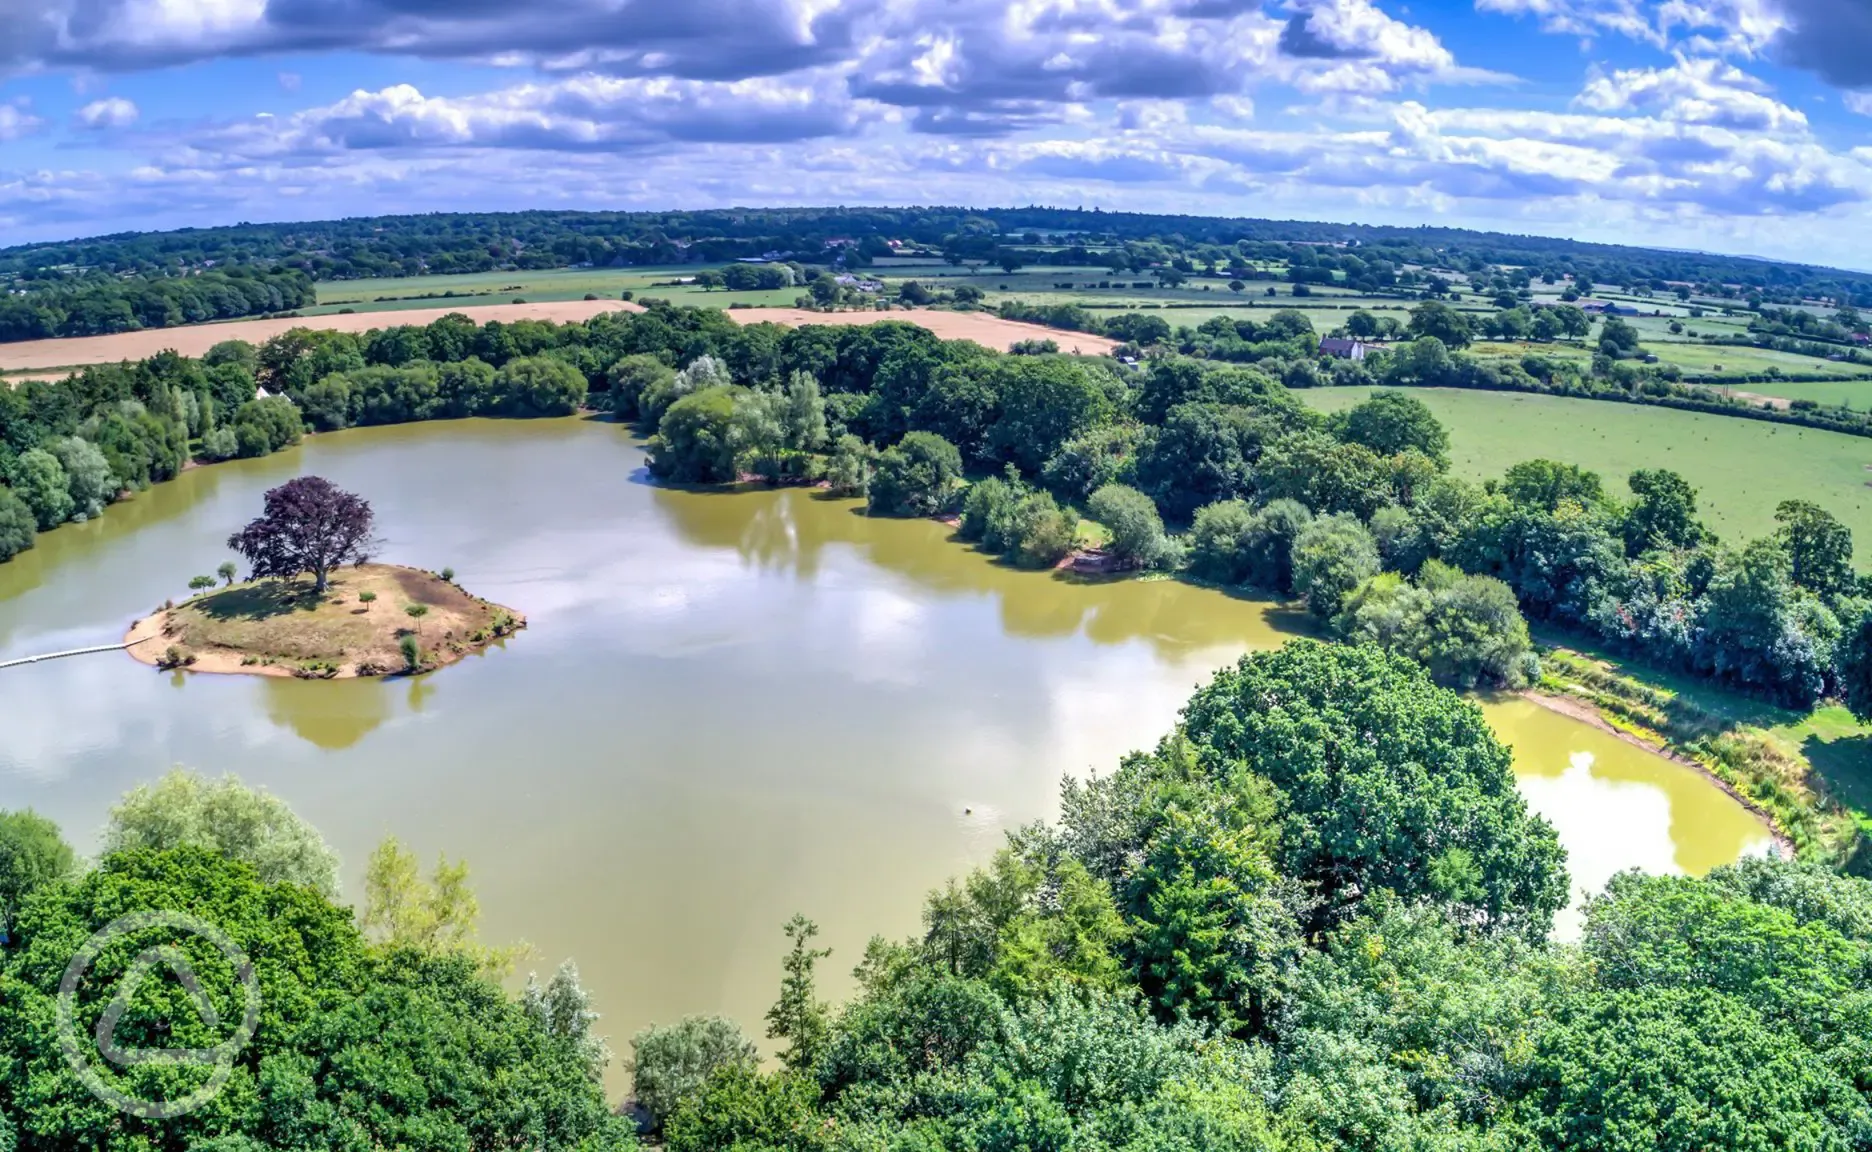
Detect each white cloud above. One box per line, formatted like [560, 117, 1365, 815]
[75, 96, 140, 129]
[1846, 91, 1872, 116]
[180, 73, 870, 159]
[0, 103, 44, 141]
[1575, 56, 1806, 132]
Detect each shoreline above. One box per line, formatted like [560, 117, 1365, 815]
[1521, 689, 1793, 856]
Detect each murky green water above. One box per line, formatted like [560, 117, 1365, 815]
[0, 418, 1772, 1073]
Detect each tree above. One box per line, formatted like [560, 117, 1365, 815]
[868, 431, 962, 517]
[647, 385, 741, 483]
[630, 1015, 760, 1129]
[1406, 301, 1473, 348]
[47, 436, 114, 519]
[607, 353, 676, 420]
[494, 354, 587, 416]
[1841, 610, 1872, 723]
[781, 370, 828, 454]
[0, 845, 632, 1150]
[189, 574, 217, 591]
[404, 602, 430, 636]
[0, 809, 74, 935]
[1088, 483, 1168, 569]
[1340, 390, 1449, 464]
[1179, 641, 1568, 936]
[1291, 513, 1381, 620]
[227, 475, 377, 592]
[1597, 315, 1642, 358]
[1624, 469, 1706, 553]
[103, 768, 341, 896]
[1501, 458, 1603, 511]
[0, 486, 34, 563]
[765, 914, 831, 1074]
[360, 835, 497, 963]
[1775, 499, 1855, 599]
[11, 447, 73, 530]
[218, 560, 238, 585]
[521, 959, 611, 1079]
[1344, 310, 1379, 339]
[1188, 499, 1259, 585]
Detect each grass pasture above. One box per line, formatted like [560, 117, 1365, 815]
[312, 266, 802, 314]
[1299, 386, 1872, 548]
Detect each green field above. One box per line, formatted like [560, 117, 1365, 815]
[1694, 379, 1872, 408]
[311, 266, 803, 314]
[1300, 386, 1872, 547]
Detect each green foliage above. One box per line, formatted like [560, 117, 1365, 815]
[1339, 390, 1449, 464]
[0, 486, 35, 562]
[664, 1066, 828, 1152]
[1407, 301, 1473, 348]
[494, 354, 588, 416]
[826, 433, 874, 496]
[0, 809, 75, 934]
[1500, 458, 1604, 511]
[1178, 641, 1569, 935]
[1256, 432, 1391, 521]
[1776, 498, 1856, 600]
[0, 845, 633, 1151]
[868, 432, 962, 517]
[1624, 468, 1706, 554]
[766, 915, 832, 1075]
[1335, 561, 1536, 689]
[400, 632, 422, 670]
[647, 385, 741, 483]
[103, 769, 340, 896]
[986, 357, 1118, 474]
[1087, 483, 1169, 569]
[1841, 609, 1872, 723]
[11, 448, 73, 530]
[1291, 513, 1380, 620]
[630, 1015, 759, 1129]
[607, 353, 677, 420]
[1131, 403, 1271, 523]
[960, 474, 1080, 568]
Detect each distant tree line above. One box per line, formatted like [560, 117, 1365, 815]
[7, 205, 1869, 306]
[0, 268, 314, 342]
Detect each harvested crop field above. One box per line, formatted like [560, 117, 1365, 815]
[0, 300, 646, 371]
[0, 302, 1115, 372]
[723, 308, 1120, 355]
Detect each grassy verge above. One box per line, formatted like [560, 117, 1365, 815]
[1537, 645, 1870, 871]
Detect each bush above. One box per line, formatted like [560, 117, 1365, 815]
[1292, 513, 1380, 620]
[400, 634, 423, 671]
[1087, 483, 1168, 569]
[868, 431, 962, 517]
[0, 486, 35, 563]
[1188, 499, 1257, 585]
[630, 1015, 760, 1130]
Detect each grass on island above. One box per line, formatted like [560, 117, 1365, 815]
[1299, 386, 1872, 547]
[143, 563, 522, 679]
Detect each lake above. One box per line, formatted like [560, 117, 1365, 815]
[0, 417, 1773, 1078]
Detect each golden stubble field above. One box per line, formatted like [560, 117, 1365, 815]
[0, 301, 1117, 373]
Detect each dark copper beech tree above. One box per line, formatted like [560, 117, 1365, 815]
[227, 475, 376, 592]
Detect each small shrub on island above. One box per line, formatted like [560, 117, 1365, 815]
[399, 634, 423, 672]
[441, 567, 456, 583]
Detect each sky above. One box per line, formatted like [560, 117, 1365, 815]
[1, 0, 1871, 266]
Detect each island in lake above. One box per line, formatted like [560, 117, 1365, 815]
[126, 474, 523, 679]
[128, 563, 524, 679]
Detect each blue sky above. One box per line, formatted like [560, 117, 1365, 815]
[2, 0, 1871, 266]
